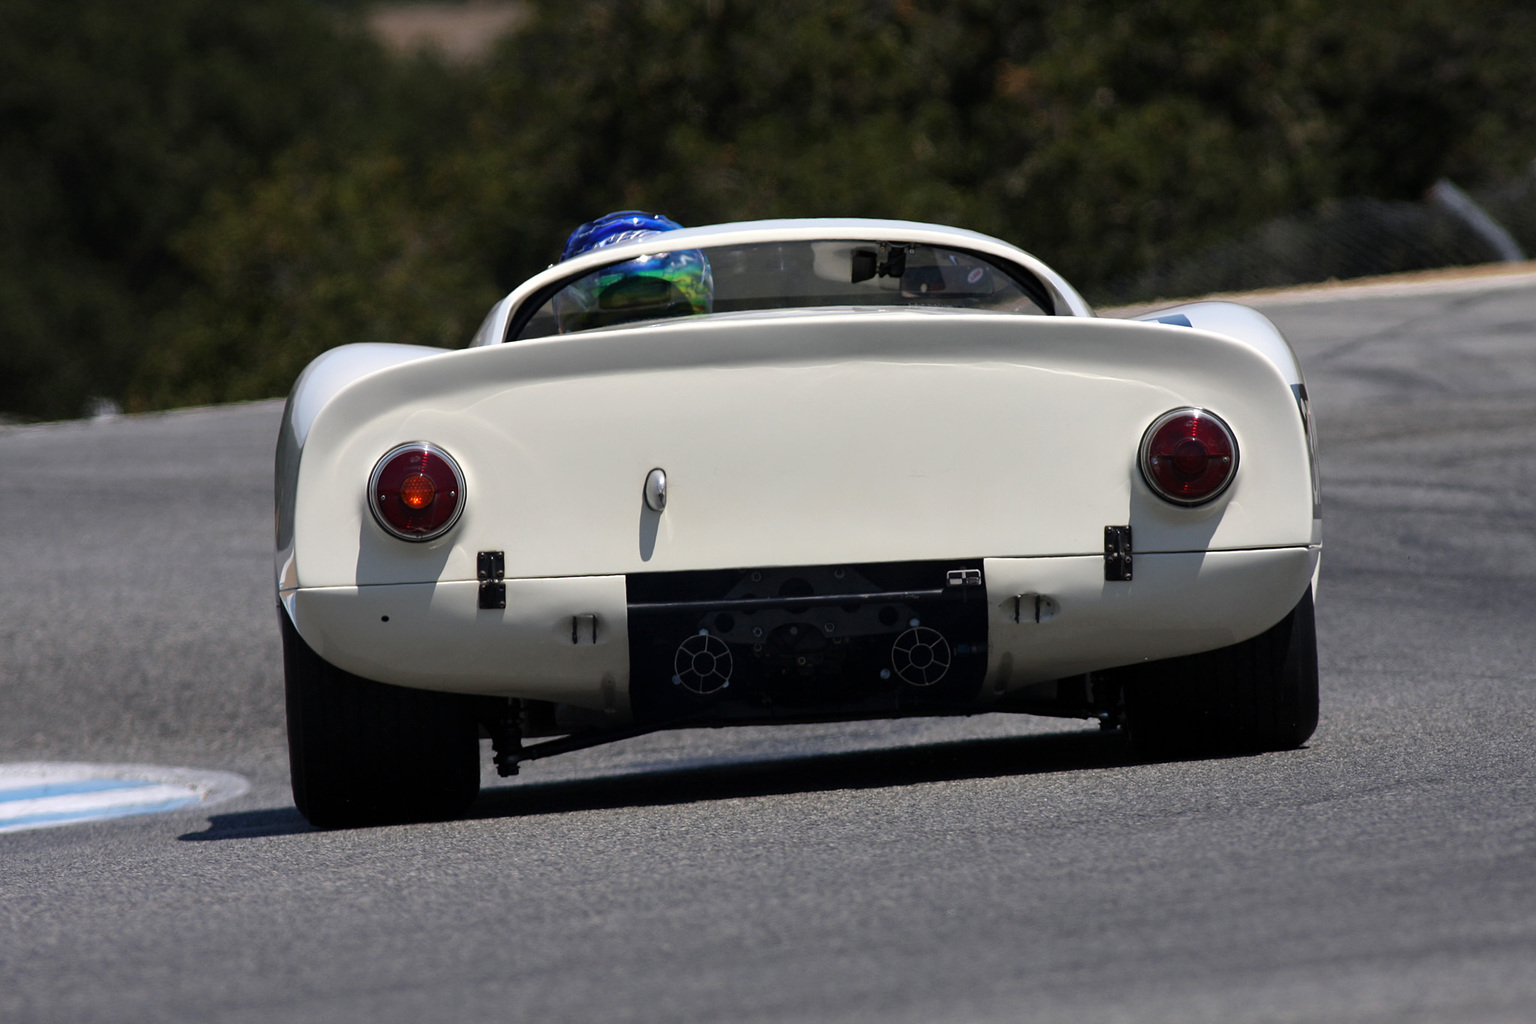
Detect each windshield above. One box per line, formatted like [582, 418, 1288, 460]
[511, 240, 1051, 340]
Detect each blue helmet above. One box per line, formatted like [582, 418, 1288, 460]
[554, 211, 713, 333]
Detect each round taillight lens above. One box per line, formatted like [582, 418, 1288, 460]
[1139, 408, 1238, 506]
[368, 443, 465, 541]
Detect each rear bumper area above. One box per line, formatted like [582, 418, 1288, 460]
[625, 559, 991, 725]
[282, 545, 1318, 725]
[982, 546, 1317, 693]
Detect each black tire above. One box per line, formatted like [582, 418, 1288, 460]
[281, 609, 480, 828]
[1123, 589, 1318, 759]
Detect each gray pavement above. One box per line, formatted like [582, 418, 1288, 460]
[2, 280, 1535, 1022]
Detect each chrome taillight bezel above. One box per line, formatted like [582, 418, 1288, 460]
[1138, 407, 1239, 507]
[367, 441, 466, 542]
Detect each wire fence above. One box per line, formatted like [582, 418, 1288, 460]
[1102, 168, 1536, 305]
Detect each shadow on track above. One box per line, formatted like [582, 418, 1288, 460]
[180, 727, 1131, 841]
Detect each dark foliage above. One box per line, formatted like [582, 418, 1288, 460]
[0, 0, 468, 418]
[3, 0, 1535, 419]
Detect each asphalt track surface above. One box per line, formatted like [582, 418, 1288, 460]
[4, 276, 1536, 1023]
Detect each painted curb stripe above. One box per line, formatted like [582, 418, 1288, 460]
[0, 762, 251, 834]
[0, 778, 160, 802]
[0, 783, 204, 833]
[1, 797, 204, 832]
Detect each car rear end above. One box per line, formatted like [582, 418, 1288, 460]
[277, 307, 1319, 730]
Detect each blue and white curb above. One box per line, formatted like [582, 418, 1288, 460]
[0, 763, 250, 833]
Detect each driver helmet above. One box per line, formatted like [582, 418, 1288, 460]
[554, 211, 713, 333]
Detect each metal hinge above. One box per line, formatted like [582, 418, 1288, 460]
[478, 550, 506, 609]
[1103, 526, 1132, 582]
[946, 568, 983, 588]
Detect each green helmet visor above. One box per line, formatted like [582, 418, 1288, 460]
[554, 248, 714, 333]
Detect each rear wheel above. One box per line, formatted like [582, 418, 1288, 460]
[1123, 589, 1318, 759]
[281, 610, 480, 828]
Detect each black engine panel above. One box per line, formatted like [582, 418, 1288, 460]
[627, 559, 990, 726]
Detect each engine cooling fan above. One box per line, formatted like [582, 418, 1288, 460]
[673, 631, 734, 694]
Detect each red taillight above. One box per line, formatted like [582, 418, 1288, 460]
[368, 443, 465, 541]
[1139, 408, 1238, 506]
[399, 474, 436, 510]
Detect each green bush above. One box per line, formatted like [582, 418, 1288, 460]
[5, 0, 1536, 420]
[0, 0, 466, 419]
[136, 150, 501, 407]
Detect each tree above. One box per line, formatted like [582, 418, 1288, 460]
[136, 150, 498, 408]
[7, 0, 1536, 418]
[464, 0, 1536, 293]
[0, 0, 458, 418]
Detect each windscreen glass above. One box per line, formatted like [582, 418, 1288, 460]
[513, 240, 1050, 340]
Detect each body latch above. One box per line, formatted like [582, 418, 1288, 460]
[478, 550, 506, 609]
[1103, 526, 1132, 582]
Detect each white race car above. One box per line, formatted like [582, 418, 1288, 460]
[275, 218, 1321, 827]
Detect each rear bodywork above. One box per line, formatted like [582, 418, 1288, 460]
[275, 220, 1320, 731]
